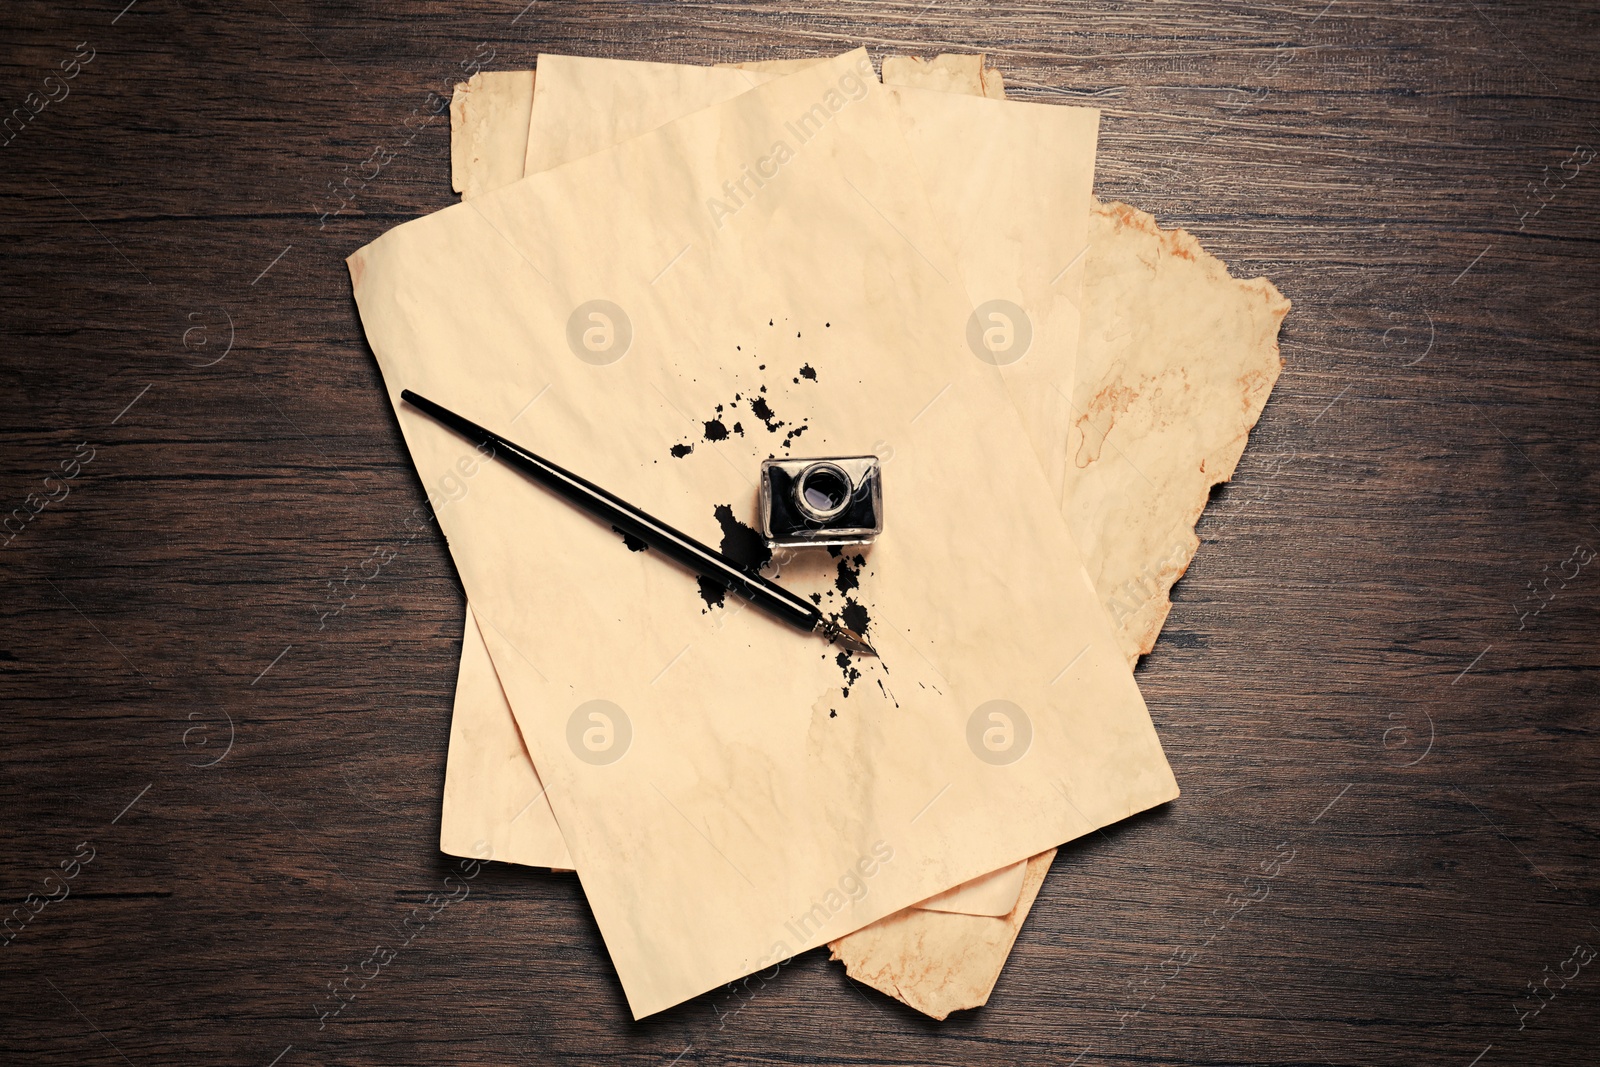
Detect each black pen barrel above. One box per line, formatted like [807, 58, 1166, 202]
[399, 390, 821, 635]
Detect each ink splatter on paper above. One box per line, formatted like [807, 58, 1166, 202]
[695, 505, 773, 611]
[817, 547, 876, 699]
[834, 553, 864, 595]
[667, 317, 881, 705]
[835, 650, 861, 692]
[748, 394, 786, 434]
[713, 503, 772, 574]
[612, 527, 648, 552]
[840, 599, 870, 638]
[667, 320, 821, 457]
[697, 575, 726, 611]
[688, 505, 882, 708]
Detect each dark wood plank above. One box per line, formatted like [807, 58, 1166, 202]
[2, 1, 1596, 1064]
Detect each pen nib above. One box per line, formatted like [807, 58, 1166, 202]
[822, 621, 877, 658]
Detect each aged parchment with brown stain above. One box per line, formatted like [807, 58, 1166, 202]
[1068, 201, 1290, 666]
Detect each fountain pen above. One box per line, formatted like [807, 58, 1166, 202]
[400, 389, 876, 657]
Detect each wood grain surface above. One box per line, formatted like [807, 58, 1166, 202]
[2, 2, 1596, 1064]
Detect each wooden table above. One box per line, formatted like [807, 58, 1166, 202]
[3, 2, 1595, 1063]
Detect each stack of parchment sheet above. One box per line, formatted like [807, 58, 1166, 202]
[348, 49, 1288, 1020]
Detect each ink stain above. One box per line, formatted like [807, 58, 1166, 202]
[697, 575, 726, 611]
[840, 599, 870, 636]
[834, 557, 860, 595]
[822, 553, 875, 697]
[612, 527, 648, 552]
[692, 504, 778, 614]
[673, 348, 813, 455]
[713, 503, 772, 573]
[749, 395, 784, 432]
[835, 650, 861, 691]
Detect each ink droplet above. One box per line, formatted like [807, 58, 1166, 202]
[697, 576, 727, 610]
[611, 527, 649, 552]
[835, 557, 860, 595]
[748, 395, 785, 433]
[670, 443, 694, 458]
[713, 504, 772, 573]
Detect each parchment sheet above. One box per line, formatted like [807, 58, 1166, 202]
[439, 605, 572, 869]
[531, 51, 1068, 934]
[450, 70, 535, 202]
[433, 51, 1286, 1020]
[351, 49, 1177, 1018]
[1067, 201, 1290, 663]
[446, 53, 1099, 897]
[830, 844, 1055, 1018]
